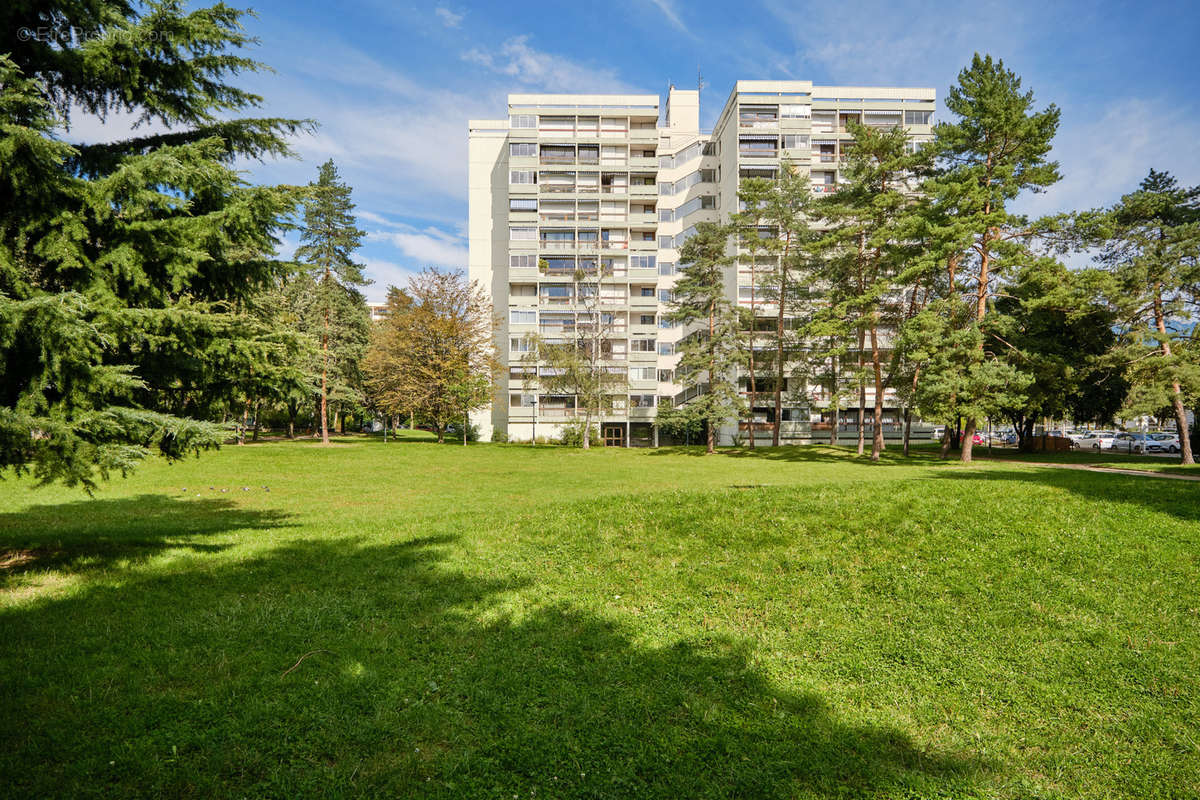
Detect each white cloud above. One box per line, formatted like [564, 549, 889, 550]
[644, 0, 688, 34]
[463, 36, 640, 93]
[368, 226, 468, 269]
[358, 256, 421, 302]
[434, 7, 463, 28]
[1017, 97, 1200, 219]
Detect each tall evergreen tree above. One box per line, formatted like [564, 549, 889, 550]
[924, 54, 1061, 461]
[0, 2, 309, 489]
[295, 160, 367, 445]
[1096, 169, 1200, 463]
[816, 122, 928, 461]
[669, 222, 744, 454]
[735, 167, 817, 445]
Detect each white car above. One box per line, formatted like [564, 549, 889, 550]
[1064, 430, 1094, 448]
[1077, 431, 1117, 451]
[1148, 432, 1182, 453]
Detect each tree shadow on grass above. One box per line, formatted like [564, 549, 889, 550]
[0, 534, 989, 798]
[928, 466, 1200, 523]
[0, 494, 293, 584]
[648, 443, 948, 467]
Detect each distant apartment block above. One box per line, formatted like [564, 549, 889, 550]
[468, 81, 936, 446]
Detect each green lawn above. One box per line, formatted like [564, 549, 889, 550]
[1, 437, 1197, 798]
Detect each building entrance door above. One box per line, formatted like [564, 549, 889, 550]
[603, 425, 624, 447]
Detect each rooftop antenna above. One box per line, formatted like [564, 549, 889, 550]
[697, 66, 705, 94]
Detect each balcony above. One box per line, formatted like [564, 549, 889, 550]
[539, 240, 576, 250]
[540, 184, 576, 194]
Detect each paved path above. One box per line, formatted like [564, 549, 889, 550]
[985, 459, 1200, 482]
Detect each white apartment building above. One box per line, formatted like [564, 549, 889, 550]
[468, 81, 936, 446]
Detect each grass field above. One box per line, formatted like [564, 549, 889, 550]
[2, 436, 1197, 798]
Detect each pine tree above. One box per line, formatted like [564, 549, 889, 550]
[1097, 170, 1200, 463]
[670, 222, 744, 454]
[0, 2, 309, 490]
[816, 122, 927, 461]
[734, 167, 817, 446]
[295, 160, 367, 445]
[925, 54, 1061, 462]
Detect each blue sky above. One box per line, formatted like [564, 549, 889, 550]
[71, 0, 1200, 301]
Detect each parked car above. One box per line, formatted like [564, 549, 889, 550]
[1064, 430, 1094, 449]
[1108, 433, 1166, 454]
[1148, 432, 1181, 453]
[1077, 431, 1117, 451]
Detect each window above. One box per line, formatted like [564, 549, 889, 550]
[510, 226, 536, 241]
[658, 181, 673, 195]
[509, 170, 536, 184]
[631, 255, 656, 269]
[904, 110, 933, 125]
[658, 289, 674, 303]
[510, 393, 535, 407]
[639, 314, 655, 325]
[658, 235, 674, 249]
[509, 366, 534, 380]
[783, 134, 809, 149]
[509, 283, 536, 296]
[510, 310, 536, 325]
[510, 337, 531, 352]
[780, 104, 810, 119]
[631, 367, 657, 380]
[659, 208, 674, 222]
[640, 287, 655, 297]
[509, 198, 537, 212]
[630, 394, 656, 408]
[509, 142, 536, 157]
[631, 339, 655, 353]
[658, 342, 675, 356]
[657, 369, 674, 383]
[510, 114, 536, 129]
[658, 261, 676, 276]
[658, 317, 676, 329]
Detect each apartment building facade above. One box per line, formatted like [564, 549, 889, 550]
[468, 81, 936, 446]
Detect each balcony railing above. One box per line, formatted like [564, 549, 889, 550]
[540, 185, 576, 194]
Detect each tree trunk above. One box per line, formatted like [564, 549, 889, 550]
[748, 279, 757, 450]
[856, 327, 866, 456]
[1153, 284, 1195, 464]
[463, 411, 468, 446]
[582, 410, 591, 450]
[961, 417, 977, 462]
[251, 401, 261, 442]
[320, 287, 330, 446]
[940, 425, 951, 459]
[903, 407, 912, 457]
[869, 322, 884, 462]
[828, 348, 839, 446]
[437, 425, 445, 444]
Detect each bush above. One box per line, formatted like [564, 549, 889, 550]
[490, 429, 509, 443]
[559, 420, 601, 447]
[445, 421, 480, 442]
